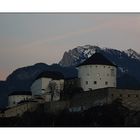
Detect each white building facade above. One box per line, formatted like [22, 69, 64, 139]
[31, 71, 64, 102]
[78, 53, 117, 91]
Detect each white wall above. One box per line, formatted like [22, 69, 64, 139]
[31, 77, 64, 102]
[8, 95, 32, 107]
[31, 78, 42, 96]
[78, 64, 116, 91]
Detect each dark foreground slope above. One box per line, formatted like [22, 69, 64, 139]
[0, 100, 140, 127]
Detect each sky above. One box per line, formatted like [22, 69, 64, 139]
[0, 13, 140, 80]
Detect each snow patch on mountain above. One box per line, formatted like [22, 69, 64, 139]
[124, 49, 140, 60]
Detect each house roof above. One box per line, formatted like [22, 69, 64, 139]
[8, 91, 32, 96]
[35, 71, 64, 80]
[77, 53, 117, 67]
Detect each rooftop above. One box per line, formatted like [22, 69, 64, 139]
[35, 71, 64, 80]
[77, 53, 117, 67]
[8, 91, 32, 96]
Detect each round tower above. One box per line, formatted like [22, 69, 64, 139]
[77, 53, 117, 91]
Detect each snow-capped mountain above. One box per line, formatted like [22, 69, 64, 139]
[59, 45, 100, 66]
[59, 45, 140, 81]
[124, 48, 140, 60]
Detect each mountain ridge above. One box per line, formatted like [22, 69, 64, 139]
[1, 45, 140, 107]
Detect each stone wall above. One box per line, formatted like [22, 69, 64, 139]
[44, 100, 70, 114]
[44, 88, 140, 113]
[3, 88, 140, 117]
[108, 88, 140, 111]
[3, 101, 39, 117]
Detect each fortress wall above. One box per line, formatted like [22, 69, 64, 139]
[108, 88, 140, 111]
[44, 88, 140, 113]
[3, 88, 140, 117]
[4, 102, 38, 117]
[44, 100, 70, 114]
[70, 88, 109, 108]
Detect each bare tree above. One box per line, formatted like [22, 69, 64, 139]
[48, 81, 58, 101]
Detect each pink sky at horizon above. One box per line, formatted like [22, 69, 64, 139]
[0, 13, 140, 80]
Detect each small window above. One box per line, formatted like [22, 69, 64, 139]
[94, 81, 97, 84]
[105, 81, 108, 85]
[107, 74, 109, 76]
[135, 95, 138, 98]
[85, 81, 88, 85]
[111, 69, 115, 76]
[128, 94, 130, 97]
[96, 65, 98, 68]
[87, 73, 89, 76]
[111, 94, 113, 97]
[103, 66, 105, 68]
[120, 94, 122, 97]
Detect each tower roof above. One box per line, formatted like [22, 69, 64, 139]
[8, 91, 32, 96]
[77, 53, 117, 67]
[35, 71, 64, 80]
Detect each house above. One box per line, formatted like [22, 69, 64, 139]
[77, 53, 117, 91]
[8, 91, 32, 107]
[31, 71, 64, 102]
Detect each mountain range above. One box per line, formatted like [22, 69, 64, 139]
[1, 45, 140, 107]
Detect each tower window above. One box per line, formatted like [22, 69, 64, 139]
[135, 95, 138, 98]
[85, 81, 88, 85]
[94, 81, 97, 84]
[105, 81, 108, 85]
[111, 69, 115, 76]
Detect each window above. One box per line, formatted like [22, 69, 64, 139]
[128, 94, 130, 97]
[107, 74, 109, 76]
[85, 81, 88, 85]
[105, 81, 108, 85]
[135, 95, 139, 98]
[111, 69, 115, 76]
[120, 94, 122, 97]
[94, 81, 97, 84]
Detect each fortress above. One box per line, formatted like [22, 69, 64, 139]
[1, 53, 140, 117]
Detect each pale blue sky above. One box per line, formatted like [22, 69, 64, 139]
[0, 13, 140, 80]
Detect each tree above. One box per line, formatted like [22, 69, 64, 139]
[48, 80, 59, 101]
